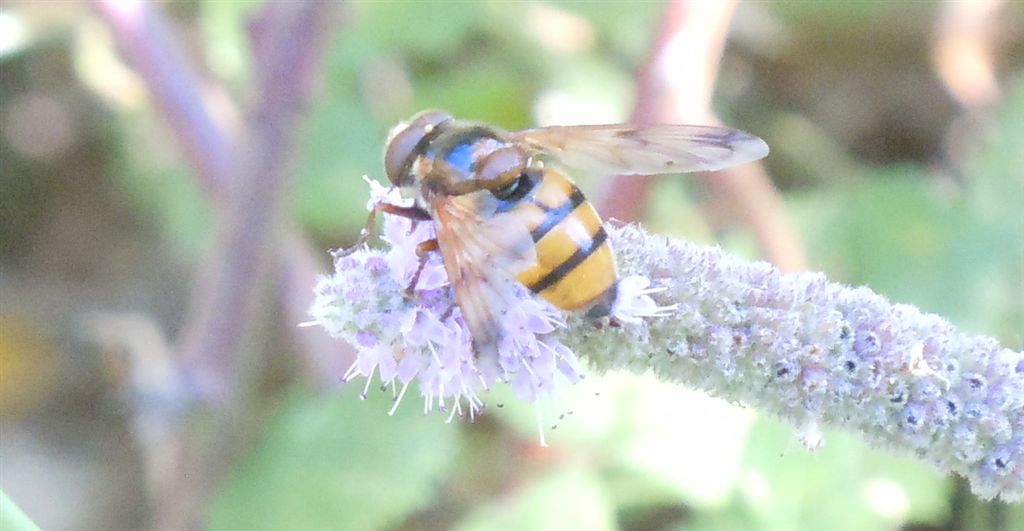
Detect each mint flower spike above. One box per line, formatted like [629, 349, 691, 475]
[568, 225, 1023, 502]
[310, 181, 1022, 501]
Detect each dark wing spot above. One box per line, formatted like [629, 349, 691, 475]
[613, 129, 650, 146]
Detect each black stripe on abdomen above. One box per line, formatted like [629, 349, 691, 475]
[529, 187, 585, 242]
[527, 226, 608, 293]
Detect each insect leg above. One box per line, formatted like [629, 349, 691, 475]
[337, 201, 431, 256]
[405, 238, 440, 296]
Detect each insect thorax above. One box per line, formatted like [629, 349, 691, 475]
[413, 122, 519, 194]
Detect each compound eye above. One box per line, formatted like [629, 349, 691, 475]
[384, 110, 452, 186]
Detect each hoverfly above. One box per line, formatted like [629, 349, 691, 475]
[353, 110, 768, 358]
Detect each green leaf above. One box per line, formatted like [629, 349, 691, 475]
[348, 0, 484, 58]
[770, 0, 932, 28]
[197, 0, 257, 88]
[793, 80, 1024, 340]
[411, 62, 533, 130]
[549, 1, 659, 61]
[455, 464, 615, 531]
[716, 417, 951, 531]
[486, 372, 755, 508]
[0, 490, 42, 531]
[293, 98, 385, 235]
[209, 385, 459, 531]
[110, 114, 214, 257]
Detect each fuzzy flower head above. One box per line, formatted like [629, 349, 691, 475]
[310, 178, 670, 428]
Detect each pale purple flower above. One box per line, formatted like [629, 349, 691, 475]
[310, 179, 593, 429]
[310, 184, 1023, 501]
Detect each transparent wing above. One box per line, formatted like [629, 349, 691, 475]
[511, 123, 769, 176]
[432, 193, 537, 360]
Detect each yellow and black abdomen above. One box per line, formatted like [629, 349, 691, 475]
[513, 168, 618, 315]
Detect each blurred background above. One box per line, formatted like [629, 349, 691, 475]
[1, 1, 1022, 530]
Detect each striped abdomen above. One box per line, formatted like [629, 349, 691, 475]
[512, 168, 618, 315]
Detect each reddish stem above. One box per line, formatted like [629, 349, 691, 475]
[599, 0, 806, 272]
[92, 1, 343, 528]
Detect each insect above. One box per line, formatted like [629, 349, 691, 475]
[351, 110, 769, 358]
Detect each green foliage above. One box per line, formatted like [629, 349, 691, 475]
[208, 385, 459, 531]
[794, 83, 1024, 341]
[109, 115, 214, 256]
[712, 417, 951, 531]
[456, 465, 616, 531]
[294, 97, 384, 235]
[348, 1, 485, 59]
[771, 0, 925, 25]
[0, 491, 42, 531]
[197, 0, 257, 88]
